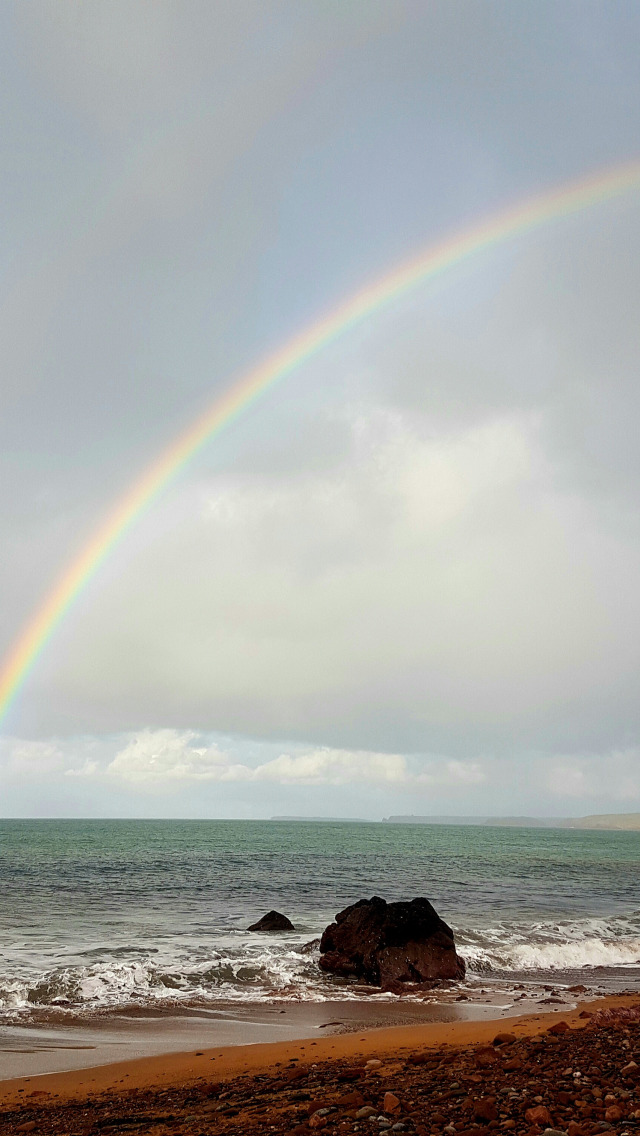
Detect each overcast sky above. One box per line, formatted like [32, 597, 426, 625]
[1, 1, 640, 818]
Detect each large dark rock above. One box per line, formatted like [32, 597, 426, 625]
[247, 910, 295, 932]
[318, 895, 465, 986]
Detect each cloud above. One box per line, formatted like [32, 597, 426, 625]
[102, 729, 489, 791]
[1, 738, 65, 775]
[253, 749, 407, 786]
[64, 759, 99, 777]
[546, 750, 640, 802]
[106, 729, 250, 784]
[105, 729, 408, 787]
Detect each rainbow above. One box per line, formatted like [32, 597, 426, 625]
[2, 158, 640, 729]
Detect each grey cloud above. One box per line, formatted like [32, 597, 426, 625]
[3, 1, 640, 817]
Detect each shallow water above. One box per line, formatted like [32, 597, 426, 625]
[0, 819, 638, 1020]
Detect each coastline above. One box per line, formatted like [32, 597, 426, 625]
[1, 991, 638, 1105]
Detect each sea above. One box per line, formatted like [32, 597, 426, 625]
[1, 819, 639, 1025]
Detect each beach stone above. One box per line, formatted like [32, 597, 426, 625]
[383, 1092, 401, 1114]
[525, 1105, 553, 1126]
[473, 1097, 497, 1121]
[337, 1090, 366, 1107]
[475, 1048, 497, 1067]
[357, 1106, 379, 1119]
[493, 1032, 516, 1046]
[504, 1055, 524, 1071]
[247, 909, 295, 931]
[319, 896, 465, 986]
[548, 1021, 571, 1034]
[309, 1113, 328, 1128]
[604, 1104, 623, 1122]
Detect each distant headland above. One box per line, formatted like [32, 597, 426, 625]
[384, 813, 640, 830]
[271, 813, 640, 830]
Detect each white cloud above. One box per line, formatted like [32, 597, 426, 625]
[252, 748, 407, 786]
[106, 729, 250, 784]
[106, 730, 409, 787]
[102, 730, 492, 792]
[1, 739, 65, 775]
[546, 750, 640, 802]
[64, 759, 99, 777]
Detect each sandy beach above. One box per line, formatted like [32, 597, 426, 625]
[0, 993, 639, 1134]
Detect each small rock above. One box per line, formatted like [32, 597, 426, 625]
[383, 1092, 401, 1114]
[473, 1097, 497, 1121]
[493, 1032, 516, 1046]
[525, 1105, 553, 1126]
[338, 1090, 365, 1108]
[248, 910, 294, 931]
[475, 1047, 497, 1067]
[309, 1113, 327, 1129]
[548, 1020, 570, 1034]
[366, 1059, 383, 1069]
[604, 1105, 623, 1122]
[357, 1106, 379, 1119]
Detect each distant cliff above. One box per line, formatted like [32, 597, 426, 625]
[384, 813, 640, 831]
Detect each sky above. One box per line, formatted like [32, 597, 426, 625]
[1, 0, 640, 819]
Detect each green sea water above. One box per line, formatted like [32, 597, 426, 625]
[0, 819, 638, 1018]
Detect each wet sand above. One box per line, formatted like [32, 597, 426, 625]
[0, 992, 637, 1106]
[0, 982, 577, 1082]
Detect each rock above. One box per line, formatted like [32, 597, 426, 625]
[300, 937, 320, 952]
[493, 1031, 516, 1046]
[337, 1090, 365, 1107]
[356, 1106, 378, 1119]
[548, 1021, 571, 1034]
[525, 1105, 553, 1126]
[604, 1104, 622, 1122]
[383, 1092, 401, 1114]
[473, 1097, 497, 1121]
[308, 1113, 327, 1129]
[475, 1047, 497, 1067]
[247, 910, 294, 931]
[318, 896, 465, 986]
[407, 1051, 431, 1065]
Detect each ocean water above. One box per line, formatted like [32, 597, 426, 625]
[0, 819, 638, 1022]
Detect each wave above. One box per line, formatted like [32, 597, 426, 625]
[1, 913, 639, 1019]
[459, 911, 640, 973]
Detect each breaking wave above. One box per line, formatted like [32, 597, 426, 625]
[460, 911, 640, 974]
[1, 912, 639, 1021]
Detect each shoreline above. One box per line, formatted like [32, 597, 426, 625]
[1, 991, 638, 1106]
[0, 979, 608, 1083]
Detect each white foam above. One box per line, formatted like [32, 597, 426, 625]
[1, 912, 639, 1019]
[460, 911, 640, 973]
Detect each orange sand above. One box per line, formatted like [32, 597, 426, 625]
[0, 993, 636, 1108]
